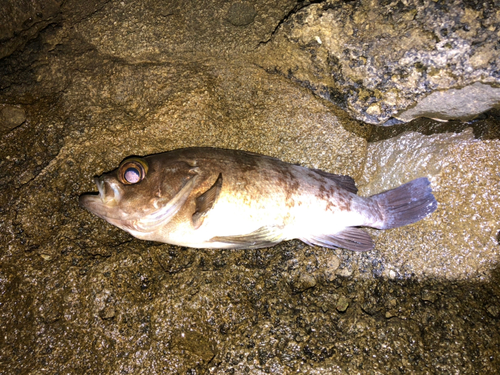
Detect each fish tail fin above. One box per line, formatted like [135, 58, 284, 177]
[371, 177, 437, 230]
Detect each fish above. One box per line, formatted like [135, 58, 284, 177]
[79, 147, 437, 251]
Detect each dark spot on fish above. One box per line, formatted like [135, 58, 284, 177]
[275, 167, 300, 209]
[307, 171, 326, 185]
[317, 184, 352, 212]
[336, 189, 352, 211]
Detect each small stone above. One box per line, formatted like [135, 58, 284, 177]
[486, 305, 499, 318]
[292, 273, 317, 293]
[336, 267, 352, 277]
[227, 2, 257, 27]
[100, 305, 116, 320]
[171, 331, 215, 362]
[421, 290, 437, 303]
[366, 103, 382, 116]
[336, 296, 350, 312]
[324, 255, 340, 281]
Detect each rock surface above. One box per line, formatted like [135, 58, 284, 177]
[0, 0, 109, 60]
[0, 0, 499, 374]
[258, 0, 500, 125]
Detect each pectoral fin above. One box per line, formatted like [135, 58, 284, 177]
[192, 173, 223, 229]
[301, 227, 374, 252]
[134, 175, 198, 232]
[210, 226, 284, 249]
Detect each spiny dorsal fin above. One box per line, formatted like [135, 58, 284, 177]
[192, 173, 223, 229]
[312, 169, 358, 194]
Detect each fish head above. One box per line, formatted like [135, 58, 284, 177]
[79, 156, 195, 237]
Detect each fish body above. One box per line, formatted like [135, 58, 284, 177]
[79, 148, 437, 251]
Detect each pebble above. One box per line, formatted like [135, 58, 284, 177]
[227, 2, 257, 26]
[336, 296, 349, 312]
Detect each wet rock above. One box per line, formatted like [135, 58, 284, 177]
[171, 330, 216, 363]
[0, 0, 62, 59]
[336, 267, 352, 278]
[1, 1, 500, 374]
[153, 246, 195, 274]
[369, 109, 500, 143]
[359, 128, 500, 281]
[322, 254, 340, 282]
[99, 305, 116, 320]
[421, 290, 438, 303]
[385, 311, 396, 319]
[74, 0, 297, 60]
[0, 0, 109, 60]
[258, 0, 500, 124]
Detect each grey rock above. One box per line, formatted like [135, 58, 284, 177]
[395, 83, 500, 122]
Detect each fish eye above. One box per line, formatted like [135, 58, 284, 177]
[118, 158, 148, 185]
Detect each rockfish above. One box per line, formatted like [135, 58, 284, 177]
[79, 148, 437, 251]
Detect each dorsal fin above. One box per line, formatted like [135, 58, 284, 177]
[192, 174, 223, 229]
[312, 169, 358, 194]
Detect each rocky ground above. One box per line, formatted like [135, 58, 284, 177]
[1, 0, 499, 374]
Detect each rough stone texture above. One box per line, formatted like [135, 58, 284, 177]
[0, 0, 62, 60]
[74, 0, 297, 61]
[257, 0, 500, 125]
[0, 0, 109, 60]
[1, 0, 500, 374]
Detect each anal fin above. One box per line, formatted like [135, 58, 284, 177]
[210, 226, 284, 249]
[301, 227, 374, 252]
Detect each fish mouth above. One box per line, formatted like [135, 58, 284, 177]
[79, 177, 107, 210]
[79, 176, 123, 219]
[79, 191, 106, 220]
